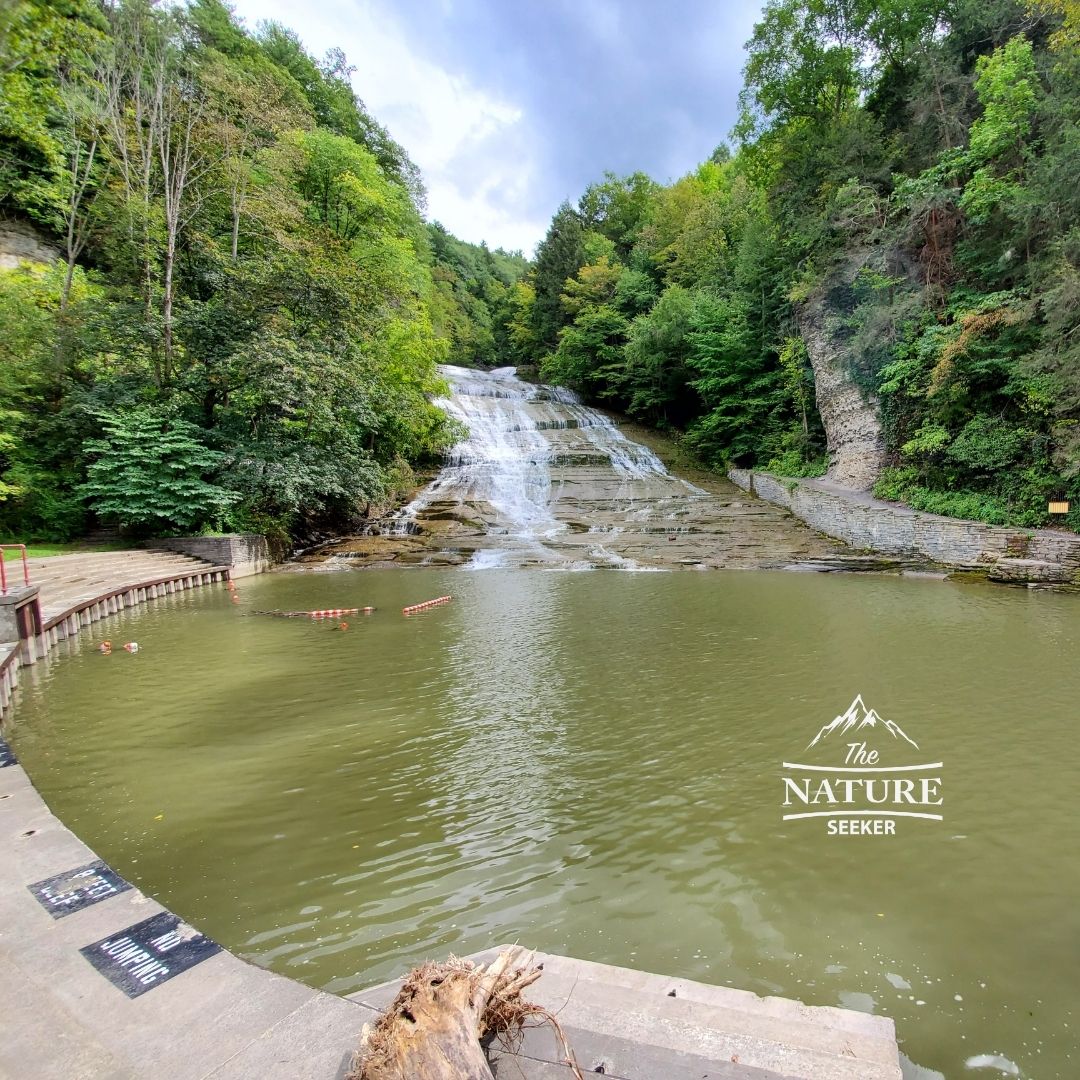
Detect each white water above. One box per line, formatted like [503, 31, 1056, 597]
[389, 366, 686, 553]
[372, 365, 812, 570]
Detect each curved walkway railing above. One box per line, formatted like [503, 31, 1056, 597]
[0, 563, 230, 720]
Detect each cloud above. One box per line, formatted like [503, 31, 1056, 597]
[228, 0, 763, 255]
[229, 0, 543, 252]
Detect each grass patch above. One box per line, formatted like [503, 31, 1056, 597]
[2, 541, 133, 560]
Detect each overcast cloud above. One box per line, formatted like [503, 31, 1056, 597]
[228, 0, 764, 255]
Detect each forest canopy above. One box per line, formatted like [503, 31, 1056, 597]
[3, 0, 1080, 540]
[514, 0, 1080, 530]
[0, 0, 523, 543]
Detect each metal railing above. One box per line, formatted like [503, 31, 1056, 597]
[0, 545, 30, 595]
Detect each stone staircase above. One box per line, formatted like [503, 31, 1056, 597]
[25, 550, 222, 625]
[348, 947, 904, 1080]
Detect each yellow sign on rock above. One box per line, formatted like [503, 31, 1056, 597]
[1048, 500, 1070, 514]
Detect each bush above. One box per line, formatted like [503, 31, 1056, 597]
[79, 408, 239, 534]
[764, 446, 829, 478]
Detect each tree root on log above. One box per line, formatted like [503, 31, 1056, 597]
[347, 946, 583, 1080]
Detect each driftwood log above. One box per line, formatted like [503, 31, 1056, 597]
[348, 946, 581, 1080]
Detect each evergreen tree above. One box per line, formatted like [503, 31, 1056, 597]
[530, 201, 585, 352]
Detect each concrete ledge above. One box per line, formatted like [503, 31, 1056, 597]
[0, 756, 369, 1080]
[157, 535, 271, 579]
[351, 946, 903, 1080]
[729, 469, 1080, 583]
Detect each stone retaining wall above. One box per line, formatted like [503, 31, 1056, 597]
[729, 469, 1080, 584]
[157, 534, 270, 578]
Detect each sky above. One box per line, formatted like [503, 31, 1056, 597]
[228, 0, 764, 256]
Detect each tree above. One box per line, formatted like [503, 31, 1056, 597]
[958, 34, 1040, 231]
[0, 0, 465, 543]
[543, 306, 629, 396]
[622, 285, 702, 426]
[530, 201, 585, 351]
[0, 0, 104, 221]
[202, 51, 310, 260]
[686, 293, 784, 464]
[578, 171, 659, 261]
[79, 409, 238, 532]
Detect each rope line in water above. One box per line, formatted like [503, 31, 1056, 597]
[402, 595, 453, 615]
[249, 598, 453, 618]
[251, 607, 374, 618]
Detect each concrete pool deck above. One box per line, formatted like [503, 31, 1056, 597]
[1, 746, 903, 1079]
[0, 755, 368, 1079]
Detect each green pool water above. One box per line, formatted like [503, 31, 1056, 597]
[8, 568, 1079, 1078]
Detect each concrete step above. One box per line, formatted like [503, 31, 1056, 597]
[520, 970, 898, 1079]
[35, 565, 214, 587]
[28, 554, 214, 581]
[27, 552, 212, 572]
[20, 549, 227, 626]
[349, 948, 902, 1080]
[523, 951, 894, 1048]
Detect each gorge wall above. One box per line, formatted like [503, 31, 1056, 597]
[0, 219, 60, 270]
[797, 261, 887, 492]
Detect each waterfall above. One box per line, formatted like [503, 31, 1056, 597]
[385, 365, 708, 569]
[387, 366, 561, 540]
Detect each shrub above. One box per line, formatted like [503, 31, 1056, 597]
[79, 408, 238, 534]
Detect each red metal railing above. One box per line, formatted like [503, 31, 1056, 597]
[0, 545, 30, 596]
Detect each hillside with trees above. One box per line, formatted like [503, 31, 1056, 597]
[0, 0, 520, 545]
[518, 0, 1080, 530]
[4, 0, 1079, 542]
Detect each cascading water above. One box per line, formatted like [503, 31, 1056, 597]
[355, 364, 839, 570]
[387, 366, 562, 545]
[376, 366, 706, 568]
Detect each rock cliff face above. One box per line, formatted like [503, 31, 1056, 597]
[797, 268, 887, 491]
[0, 219, 60, 270]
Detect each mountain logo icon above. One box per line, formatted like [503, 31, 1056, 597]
[806, 695, 919, 751]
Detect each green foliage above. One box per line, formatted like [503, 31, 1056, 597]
[425, 223, 527, 367]
[510, 0, 1080, 532]
[543, 305, 629, 396]
[255, 21, 424, 206]
[0, 0, 105, 222]
[579, 172, 659, 261]
[531, 202, 585, 351]
[623, 286, 702, 426]
[764, 441, 829, 478]
[685, 291, 785, 462]
[7, 0, 1080, 542]
[0, 0, 480, 544]
[873, 468, 1016, 525]
[959, 35, 1040, 228]
[79, 409, 238, 533]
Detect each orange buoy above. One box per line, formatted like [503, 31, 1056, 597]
[334, 621, 349, 631]
[402, 595, 453, 615]
[97, 641, 112, 653]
